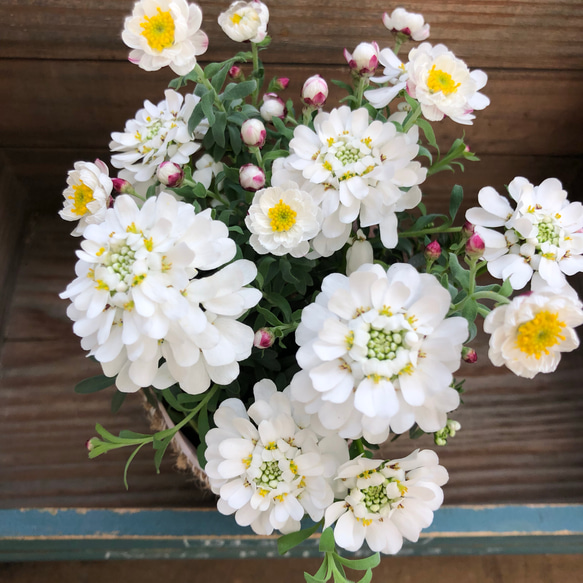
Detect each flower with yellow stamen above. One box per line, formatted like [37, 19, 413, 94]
[218, 0, 269, 43]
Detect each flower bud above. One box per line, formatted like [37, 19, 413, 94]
[424, 240, 441, 261]
[239, 163, 265, 191]
[434, 419, 461, 446]
[465, 232, 485, 259]
[301, 74, 329, 107]
[462, 346, 478, 363]
[254, 328, 275, 349]
[112, 178, 137, 195]
[462, 220, 475, 238]
[241, 118, 267, 148]
[344, 42, 379, 76]
[156, 161, 184, 188]
[346, 232, 374, 275]
[229, 65, 243, 80]
[274, 77, 289, 90]
[260, 93, 286, 122]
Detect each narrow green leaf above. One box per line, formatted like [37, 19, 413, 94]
[228, 123, 242, 155]
[271, 116, 294, 140]
[188, 101, 206, 134]
[256, 304, 284, 327]
[356, 569, 373, 583]
[212, 111, 227, 148]
[416, 118, 438, 150]
[204, 62, 222, 80]
[210, 62, 231, 93]
[278, 520, 322, 555]
[222, 80, 257, 102]
[123, 442, 148, 490]
[499, 277, 513, 298]
[319, 527, 336, 553]
[153, 436, 173, 473]
[200, 90, 216, 125]
[330, 79, 354, 94]
[449, 185, 464, 221]
[74, 374, 115, 394]
[448, 253, 470, 290]
[336, 553, 380, 571]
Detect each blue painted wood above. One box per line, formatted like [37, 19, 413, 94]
[0, 505, 581, 562]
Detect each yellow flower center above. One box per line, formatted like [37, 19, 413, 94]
[70, 182, 94, 216]
[230, 13, 243, 24]
[268, 199, 297, 232]
[515, 310, 566, 359]
[427, 65, 461, 95]
[140, 8, 175, 52]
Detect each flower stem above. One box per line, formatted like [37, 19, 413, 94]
[251, 43, 260, 107]
[400, 225, 462, 239]
[354, 76, 369, 109]
[402, 102, 422, 132]
[194, 64, 226, 112]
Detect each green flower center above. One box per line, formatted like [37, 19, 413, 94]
[335, 143, 362, 166]
[257, 460, 283, 489]
[367, 328, 408, 360]
[537, 216, 561, 246]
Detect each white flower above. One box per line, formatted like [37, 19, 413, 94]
[346, 230, 374, 275]
[325, 449, 448, 554]
[204, 380, 349, 535]
[218, 0, 269, 43]
[277, 106, 426, 255]
[484, 290, 583, 379]
[110, 89, 204, 184]
[60, 192, 261, 394]
[289, 263, 468, 443]
[122, 0, 208, 75]
[59, 160, 112, 236]
[406, 43, 489, 124]
[245, 181, 322, 258]
[192, 153, 224, 189]
[466, 177, 583, 290]
[383, 8, 430, 41]
[364, 48, 408, 110]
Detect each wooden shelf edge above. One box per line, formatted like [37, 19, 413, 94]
[0, 505, 581, 561]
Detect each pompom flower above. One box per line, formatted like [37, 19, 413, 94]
[59, 160, 113, 236]
[218, 0, 269, 43]
[122, 0, 208, 75]
[325, 449, 448, 554]
[289, 263, 468, 443]
[382, 7, 430, 41]
[484, 290, 583, 378]
[245, 180, 322, 258]
[406, 43, 489, 124]
[466, 177, 583, 291]
[205, 380, 349, 535]
[110, 89, 205, 184]
[60, 192, 261, 394]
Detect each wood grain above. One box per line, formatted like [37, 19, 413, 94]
[1, 214, 582, 509]
[1, 0, 582, 70]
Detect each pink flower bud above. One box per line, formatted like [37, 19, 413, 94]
[260, 93, 286, 122]
[86, 438, 95, 452]
[424, 240, 442, 261]
[239, 163, 265, 191]
[462, 220, 475, 237]
[156, 161, 184, 187]
[254, 328, 275, 349]
[275, 77, 289, 90]
[301, 74, 329, 107]
[112, 178, 137, 196]
[462, 346, 478, 364]
[344, 42, 379, 76]
[465, 233, 485, 258]
[241, 118, 267, 148]
[229, 65, 243, 80]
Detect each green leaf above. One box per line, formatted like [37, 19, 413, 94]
[462, 298, 478, 324]
[222, 80, 257, 102]
[74, 374, 115, 394]
[256, 304, 284, 327]
[123, 442, 147, 490]
[448, 253, 470, 290]
[331, 79, 354, 94]
[204, 62, 223, 80]
[319, 527, 336, 553]
[416, 118, 438, 150]
[278, 520, 322, 555]
[212, 111, 227, 148]
[210, 63, 231, 93]
[119, 430, 151, 439]
[188, 101, 206, 134]
[449, 185, 464, 221]
[336, 553, 380, 571]
[499, 277, 513, 298]
[228, 123, 242, 155]
[271, 116, 294, 140]
[200, 90, 216, 125]
[280, 256, 300, 285]
[110, 390, 126, 414]
[417, 145, 432, 164]
[356, 569, 373, 583]
[153, 435, 173, 473]
[265, 292, 292, 322]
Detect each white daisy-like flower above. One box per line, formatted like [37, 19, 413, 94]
[59, 160, 113, 236]
[277, 106, 426, 255]
[325, 449, 448, 554]
[484, 290, 583, 379]
[289, 263, 468, 443]
[218, 0, 269, 43]
[245, 180, 322, 258]
[204, 380, 349, 535]
[382, 7, 430, 41]
[466, 177, 583, 290]
[110, 89, 204, 184]
[60, 192, 261, 394]
[406, 43, 489, 124]
[364, 48, 408, 110]
[192, 153, 224, 189]
[122, 0, 208, 75]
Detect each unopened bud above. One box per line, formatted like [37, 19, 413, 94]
[241, 118, 267, 148]
[344, 42, 379, 76]
[112, 178, 137, 196]
[434, 419, 461, 446]
[346, 231, 374, 275]
[301, 74, 329, 107]
[156, 161, 184, 187]
[254, 328, 275, 349]
[239, 163, 265, 191]
[465, 232, 485, 259]
[86, 438, 96, 452]
[424, 240, 441, 261]
[229, 65, 243, 80]
[462, 220, 475, 238]
[260, 93, 286, 122]
[462, 346, 478, 363]
[274, 77, 289, 90]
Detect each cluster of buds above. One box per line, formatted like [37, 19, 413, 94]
[434, 419, 461, 446]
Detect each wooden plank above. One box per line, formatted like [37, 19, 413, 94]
[0, 506, 581, 560]
[0, 1, 582, 70]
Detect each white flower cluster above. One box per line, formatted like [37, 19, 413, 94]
[205, 380, 349, 535]
[290, 263, 468, 443]
[466, 177, 583, 291]
[60, 192, 261, 394]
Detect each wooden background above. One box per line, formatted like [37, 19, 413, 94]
[1, 0, 583, 516]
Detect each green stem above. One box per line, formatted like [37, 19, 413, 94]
[251, 42, 260, 107]
[354, 76, 369, 109]
[400, 225, 462, 239]
[402, 102, 422, 132]
[193, 64, 225, 112]
[250, 146, 263, 167]
[471, 291, 511, 305]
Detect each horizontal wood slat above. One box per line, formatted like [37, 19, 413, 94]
[1, 1, 582, 70]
